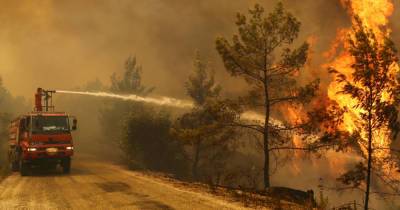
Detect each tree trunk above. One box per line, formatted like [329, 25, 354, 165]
[192, 139, 201, 180]
[264, 89, 270, 189]
[364, 112, 373, 210]
[262, 50, 271, 189]
[263, 123, 270, 189]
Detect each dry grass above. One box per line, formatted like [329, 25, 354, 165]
[134, 170, 310, 210]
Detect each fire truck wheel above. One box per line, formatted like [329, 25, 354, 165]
[20, 161, 29, 176]
[62, 158, 71, 174]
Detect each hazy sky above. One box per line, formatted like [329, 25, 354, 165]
[0, 0, 397, 99]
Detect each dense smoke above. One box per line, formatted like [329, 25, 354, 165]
[0, 0, 349, 99]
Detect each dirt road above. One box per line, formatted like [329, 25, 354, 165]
[0, 156, 250, 210]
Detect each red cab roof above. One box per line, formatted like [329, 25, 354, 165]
[27, 112, 68, 116]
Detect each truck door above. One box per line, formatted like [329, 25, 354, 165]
[16, 117, 29, 146]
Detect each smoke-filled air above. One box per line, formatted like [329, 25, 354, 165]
[0, 1, 400, 209]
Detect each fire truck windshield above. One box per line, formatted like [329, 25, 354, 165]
[31, 116, 70, 134]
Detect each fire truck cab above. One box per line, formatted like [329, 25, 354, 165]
[8, 88, 77, 176]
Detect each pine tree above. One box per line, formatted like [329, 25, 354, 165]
[216, 3, 318, 188]
[173, 53, 236, 181]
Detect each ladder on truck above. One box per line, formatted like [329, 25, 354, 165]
[34, 88, 56, 112]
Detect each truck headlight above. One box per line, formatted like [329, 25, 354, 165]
[27, 148, 37, 152]
[66, 146, 74, 150]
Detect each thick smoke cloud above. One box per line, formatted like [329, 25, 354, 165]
[0, 0, 349, 99]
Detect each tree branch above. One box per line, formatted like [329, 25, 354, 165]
[268, 143, 339, 152]
[269, 95, 299, 105]
[227, 121, 265, 134]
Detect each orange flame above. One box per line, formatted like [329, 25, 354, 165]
[327, 0, 399, 174]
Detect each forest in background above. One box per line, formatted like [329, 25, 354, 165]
[0, 78, 29, 176]
[0, 2, 399, 209]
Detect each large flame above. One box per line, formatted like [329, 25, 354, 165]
[327, 0, 399, 175]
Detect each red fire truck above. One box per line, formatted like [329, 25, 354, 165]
[8, 88, 77, 176]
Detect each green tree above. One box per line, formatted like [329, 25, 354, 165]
[0, 76, 12, 108]
[172, 103, 237, 182]
[330, 18, 400, 209]
[122, 107, 188, 176]
[110, 56, 154, 94]
[0, 76, 27, 131]
[185, 52, 221, 106]
[216, 3, 318, 188]
[104, 56, 189, 176]
[0, 77, 27, 174]
[0, 109, 9, 173]
[100, 56, 154, 144]
[172, 53, 237, 181]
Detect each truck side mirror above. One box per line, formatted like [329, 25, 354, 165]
[72, 118, 78, 131]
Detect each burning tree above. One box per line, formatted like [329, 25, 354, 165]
[329, 17, 400, 209]
[215, 3, 318, 189]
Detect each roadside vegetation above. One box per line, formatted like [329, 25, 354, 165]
[0, 78, 28, 179]
[0, 82, 12, 177]
[0, 112, 11, 178]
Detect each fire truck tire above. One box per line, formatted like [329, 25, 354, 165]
[62, 158, 71, 174]
[20, 161, 29, 176]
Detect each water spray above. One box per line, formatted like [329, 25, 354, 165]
[55, 90, 265, 123]
[56, 90, 194, 109]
